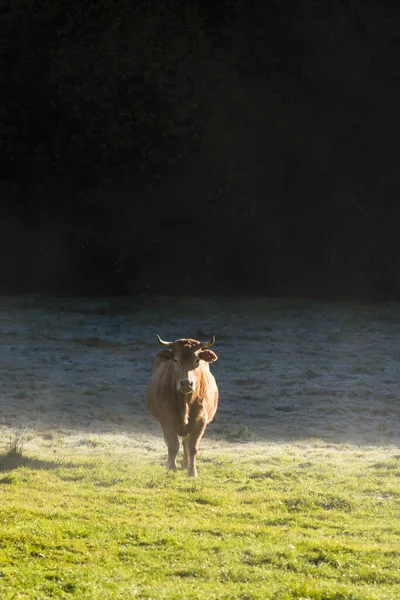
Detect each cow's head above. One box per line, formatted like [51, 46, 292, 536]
[156, 335, 218, 394]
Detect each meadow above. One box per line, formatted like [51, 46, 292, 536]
[0, 296, 399, 599]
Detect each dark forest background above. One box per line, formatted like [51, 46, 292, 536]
[1, 0, 400, 298]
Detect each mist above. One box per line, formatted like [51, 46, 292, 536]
[1, 296, 398, 446]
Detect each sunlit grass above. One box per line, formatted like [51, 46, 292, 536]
[1, 296, 400, 597]
[0, 436, 399, 599]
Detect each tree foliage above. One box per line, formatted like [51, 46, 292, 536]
[1, 0, 399, 297]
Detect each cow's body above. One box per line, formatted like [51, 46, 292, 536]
[146, 336, 218, 476]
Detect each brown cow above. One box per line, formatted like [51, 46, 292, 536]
[146, 335, 219, 477]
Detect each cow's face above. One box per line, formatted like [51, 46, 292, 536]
[157, 342, 218, 394]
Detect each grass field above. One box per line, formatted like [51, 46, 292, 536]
[0, 297, 399, 598]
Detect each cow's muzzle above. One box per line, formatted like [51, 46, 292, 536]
[179, 379, 194, 394]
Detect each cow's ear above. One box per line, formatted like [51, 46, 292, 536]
[199, 350, 218, 363]
[156, 349, 174, 361]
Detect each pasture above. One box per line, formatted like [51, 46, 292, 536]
[0, 296, 399, 599]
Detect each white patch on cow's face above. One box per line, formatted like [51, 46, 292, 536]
[173, 350, 201, 394]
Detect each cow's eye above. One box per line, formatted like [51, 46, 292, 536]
[173, 358, 178, 363]
[195, 359, 200, 365]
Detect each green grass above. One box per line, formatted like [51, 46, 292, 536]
[0, 438, 399, 599]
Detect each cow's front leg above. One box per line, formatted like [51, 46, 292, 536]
[186, 420, 206, 477]
[181, 435, 189, 470]
[162, 426, 179, 471]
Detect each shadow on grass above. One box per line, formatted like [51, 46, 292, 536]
[0, 450, 74, 474]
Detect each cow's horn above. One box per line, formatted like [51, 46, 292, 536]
[157, 334, 174, 347]
[199, 335, 216, 349]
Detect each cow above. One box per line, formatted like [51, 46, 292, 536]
[146, 334, 219, 477]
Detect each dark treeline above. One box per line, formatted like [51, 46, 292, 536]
[1, 0, 400, 298]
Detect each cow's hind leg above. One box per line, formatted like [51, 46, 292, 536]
[186, 420, 206, 477]
[162, 426, 179, 471]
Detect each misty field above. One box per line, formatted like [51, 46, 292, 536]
[0, 296, 399, 599]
